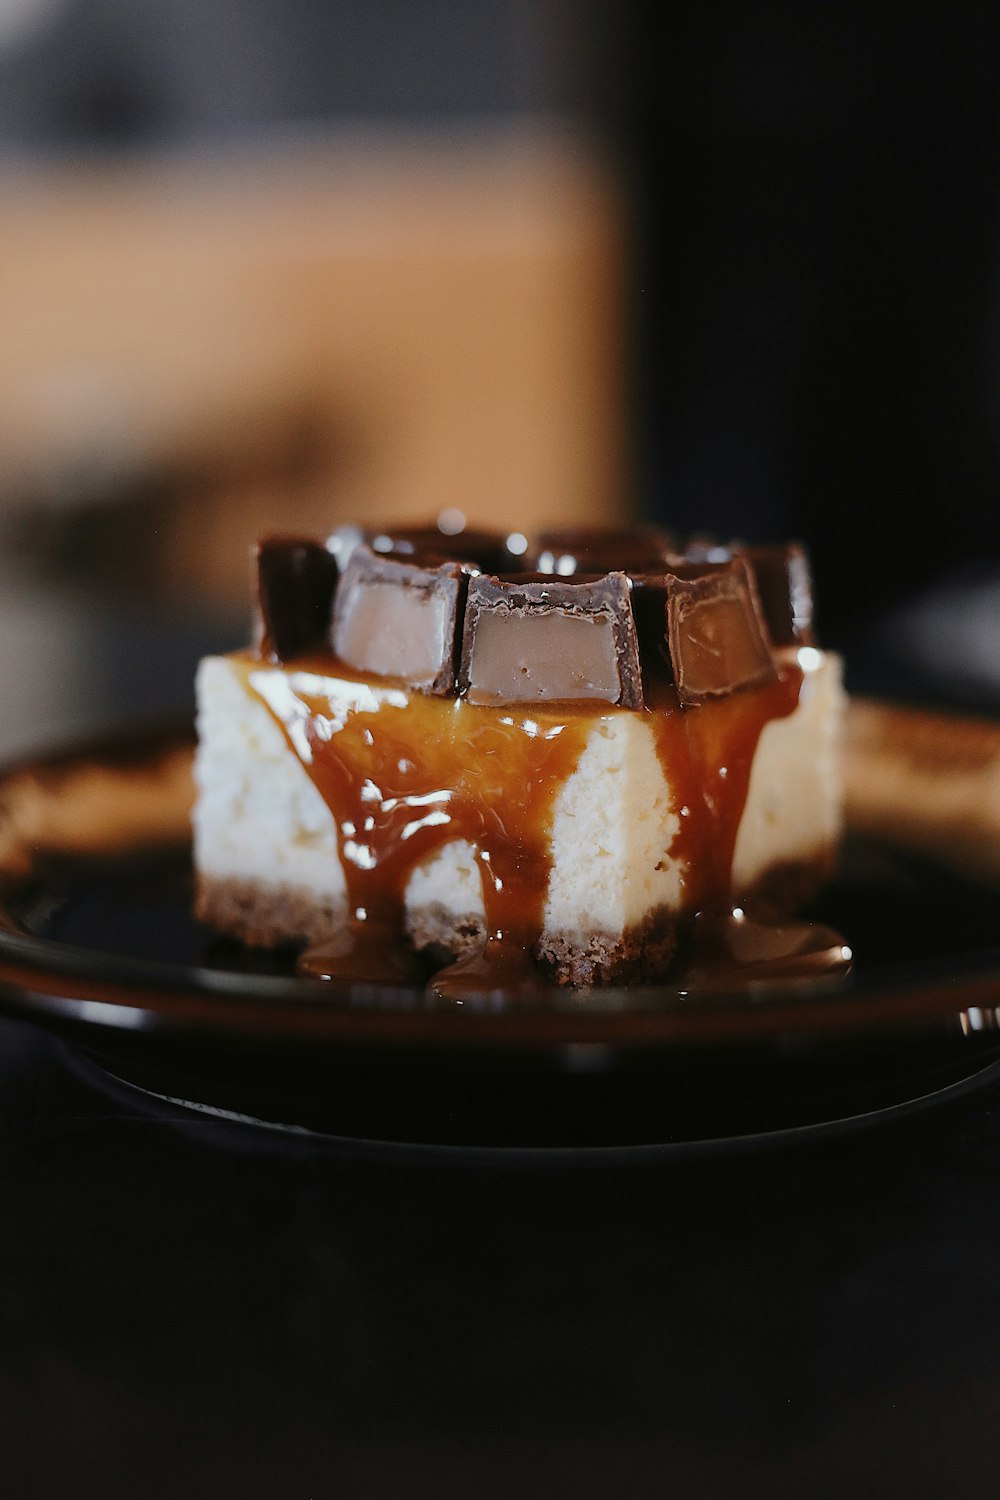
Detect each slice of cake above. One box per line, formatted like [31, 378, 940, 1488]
[193, 523, 844, 987]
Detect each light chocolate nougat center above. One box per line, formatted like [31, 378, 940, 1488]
[465, 610, 622, 705]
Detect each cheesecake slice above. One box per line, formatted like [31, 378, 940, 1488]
[193, 524, 843, 986]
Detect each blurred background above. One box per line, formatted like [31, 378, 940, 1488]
[2, 0, 1000, 753]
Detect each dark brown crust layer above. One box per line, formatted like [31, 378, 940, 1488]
[535, 909, 679, 987]
[198, 876, 683, 986]
[409, 903, 679, 985]
[195, 874, 344, 949]
[197, 854, 834, 982]
[403, 902, 485, 963]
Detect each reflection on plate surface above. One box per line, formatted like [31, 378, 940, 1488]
[2, 726, 1000, 1148]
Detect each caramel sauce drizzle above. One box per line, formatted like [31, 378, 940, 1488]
[235, 654, 594, 993]
[646, 667, 804, 910]
[233, 652, 845, 997]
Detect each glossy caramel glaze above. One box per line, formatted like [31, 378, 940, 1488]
[236, 654, 595, 990]
[645, 667, 803, 911]
[228, 649, 848, 997]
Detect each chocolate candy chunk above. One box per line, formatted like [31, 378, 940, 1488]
[325, 523, 368, 570]
[664, 558, 776, 705]
[373, 525, 520, 575]
[628, 574, 675, 688]
[254, 536, 339, 663]
[329, 521, 520, 575]
[531, 525, 675, 578]
[332, 544, 471, 694]
[739, 543, 815, 648]
[676, 535, 732, 565]
[459, 572, 643, 708]
[632, 559, 744, 692]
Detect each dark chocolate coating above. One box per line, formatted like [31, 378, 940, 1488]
[628, 574, 674, 689]
[675, 540, 816, 650]
[252, 523, 817, 703]
[329, 522, 520, 576]
[681, 535, 732, 564]
[254, 536, 339, 662]
[737, 543, 815, 648]
[530, 525, 676, 577]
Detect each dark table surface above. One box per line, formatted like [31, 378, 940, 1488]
[3, 1010, 1000, 1500]
[4, 592, 1000, 1498]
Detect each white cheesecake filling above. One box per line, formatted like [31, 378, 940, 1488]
[194, 655, 345, 907]
[731, 650, 844, 896]
[194, 651, 841, 944]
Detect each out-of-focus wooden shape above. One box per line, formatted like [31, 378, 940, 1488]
[0, 739, 194, 883]
[844, 698, 1000, 880]
[0, 131, 627, 601]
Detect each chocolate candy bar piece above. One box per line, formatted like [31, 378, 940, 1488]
[325, 523, 368, 570]
[254, 536, 339, 663]
[664, 558, 776, 705]
[329, 521, 520, 575]
[332, 544, 471, 694]
[739, 543, 815, 648]
[531, 525, 675, 577]
[628, 573, 675, 688]
[459, 572, 643, 708]
[677, 535, 732, 565]
[372, 525, 521, 575]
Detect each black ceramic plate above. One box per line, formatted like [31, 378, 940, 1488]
[2, 726, 1000, 1149]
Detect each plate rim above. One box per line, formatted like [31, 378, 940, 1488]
[2, 720, 1000, 1052]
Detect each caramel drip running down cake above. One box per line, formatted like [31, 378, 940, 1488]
[193, 521, 845, 992]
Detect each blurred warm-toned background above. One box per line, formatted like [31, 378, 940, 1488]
[0, 1, 635, 753]
[0, 136, 626, 592]
[3, 1, 1000, 751]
